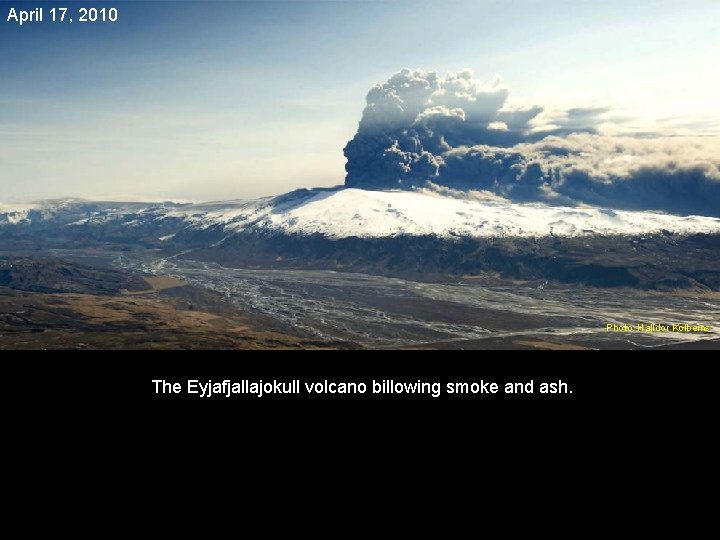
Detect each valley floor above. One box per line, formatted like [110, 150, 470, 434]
[0, 271, 354, 350]
[2, 251, 718, 350]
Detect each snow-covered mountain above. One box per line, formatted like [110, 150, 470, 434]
[3, 187, 720, 238]
[2, 188, 719, 289]
[169, 188, 720, 238]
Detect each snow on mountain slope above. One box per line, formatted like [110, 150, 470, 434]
[0, 203, 39, 225]
[166, 188, 720, 238]
[3, 188, 720, 238]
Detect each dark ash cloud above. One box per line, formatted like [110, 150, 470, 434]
[344, 69, 720, 216]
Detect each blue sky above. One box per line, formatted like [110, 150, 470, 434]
[1, 0, 718, 202]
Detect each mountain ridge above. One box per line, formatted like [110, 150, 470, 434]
[2, 187, 719, 290]
[3, 186, 720, 238]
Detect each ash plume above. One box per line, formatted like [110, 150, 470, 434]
[344, 69, 720, 216]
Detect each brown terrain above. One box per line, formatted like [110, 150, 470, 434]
[0, 258, 353, 349]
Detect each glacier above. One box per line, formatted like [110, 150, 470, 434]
[3, 187, 720, 238]
[169, 188, 720, 238]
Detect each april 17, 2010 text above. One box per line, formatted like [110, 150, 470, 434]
[6, 7, 119, 26]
